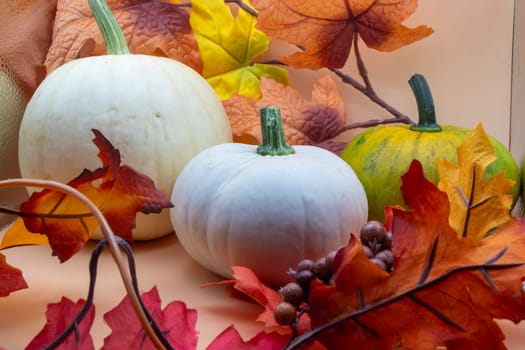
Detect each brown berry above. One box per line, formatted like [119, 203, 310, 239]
[274, 302, 297, 325]
[295, 269, 314, 290]
[383, 231, 393, 250]
[360, 221, 387, 246]
[313, 257, 332, 283]
[325, 250, 338, 272]
[375, 249, 394, 267]
[296, 259, 315, 272]
[369, 257, 387, 271]
[362, 245, 374, 259]
[279, 282, 304, 306]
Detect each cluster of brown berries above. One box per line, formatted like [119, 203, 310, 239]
[359, 220, 393, 273]
[273, 249, 338, 326]
[273, 221, 393, 326]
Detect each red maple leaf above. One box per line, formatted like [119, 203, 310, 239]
[102, 286, 198, 350]
[207, 325, 290, 350]
[0, 253, 28, 297]
[25, 297, 95, 350]
[1, 129, 173, 262]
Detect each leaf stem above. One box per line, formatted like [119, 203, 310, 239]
[0, 179, 165, 349]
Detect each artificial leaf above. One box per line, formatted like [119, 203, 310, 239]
[102, 286, 198, 350]
[45, 0, 201, 73]
[0, 0, 57, 97]
[26, 297, 95, 350]
[289, 160, 525, 350]
[437, 124, 515, 242]
[204, 266, 312, 337]
[1, 129, 173, 262]
[189, 0, 288, 99]
[223, 75, 347, 153]
[251, 0, 433, 69]
[207, 325, 290, 350]
[0, 253, 28, 297]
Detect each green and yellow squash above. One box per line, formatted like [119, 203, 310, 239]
[341, 74, 520, 222]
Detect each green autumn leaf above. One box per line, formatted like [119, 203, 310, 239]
[189, 0, 288, 99]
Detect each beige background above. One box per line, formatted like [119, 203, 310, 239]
[1, 1, 524, 349]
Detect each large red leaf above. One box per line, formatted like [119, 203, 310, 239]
[102, 286, 198, 350]
[25, 297, 95, 350]
[207, 325, 290, 350]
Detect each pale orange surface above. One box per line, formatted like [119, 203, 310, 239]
[0, 230, 265, 349]
[1, 225, 525, 349]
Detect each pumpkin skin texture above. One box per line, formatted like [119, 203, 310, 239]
[341, 75, 520, 222]
[342, 125, 520, 222]
[18, 54, 232, 240]
[170, 108, 368, 288]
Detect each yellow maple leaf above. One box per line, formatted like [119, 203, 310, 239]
[437, 124, 515, 242]
[189, 0, 288, 99]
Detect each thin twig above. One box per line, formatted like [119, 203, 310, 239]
[0, 179, 166, 350]
[43, 239, 107, 349]
[285, 259, 525, 349]
[0, 205, 92, 219]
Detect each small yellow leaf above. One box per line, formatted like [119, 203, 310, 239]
[189, 0, 288, 99]
[437, 124, 514, 242]
[1, 219, 49, 249]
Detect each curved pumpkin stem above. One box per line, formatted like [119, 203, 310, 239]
[409, 74, 442, 132]
[89, 0, 131, 55]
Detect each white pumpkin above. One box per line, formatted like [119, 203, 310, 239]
[170, 107, 368, 287]
[17, 0, 232, 240]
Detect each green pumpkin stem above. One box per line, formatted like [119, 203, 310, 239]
[89, 0, 130, 55]
[257, 107, 295, 156]
[409, 74, 442, 132]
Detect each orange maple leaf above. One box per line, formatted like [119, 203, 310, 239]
[45, 0, 202, 73]
[1, 130, 173, 262]
[251, 0, 433, 69]
[0, 0, 57, 97]
[223, 75, 347, 153]
[287, 161, 525, 350]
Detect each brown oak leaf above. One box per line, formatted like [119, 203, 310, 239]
[251, 0, 433, 69]
[45, 0, 201, 73]
[222, 75, 347, 154]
